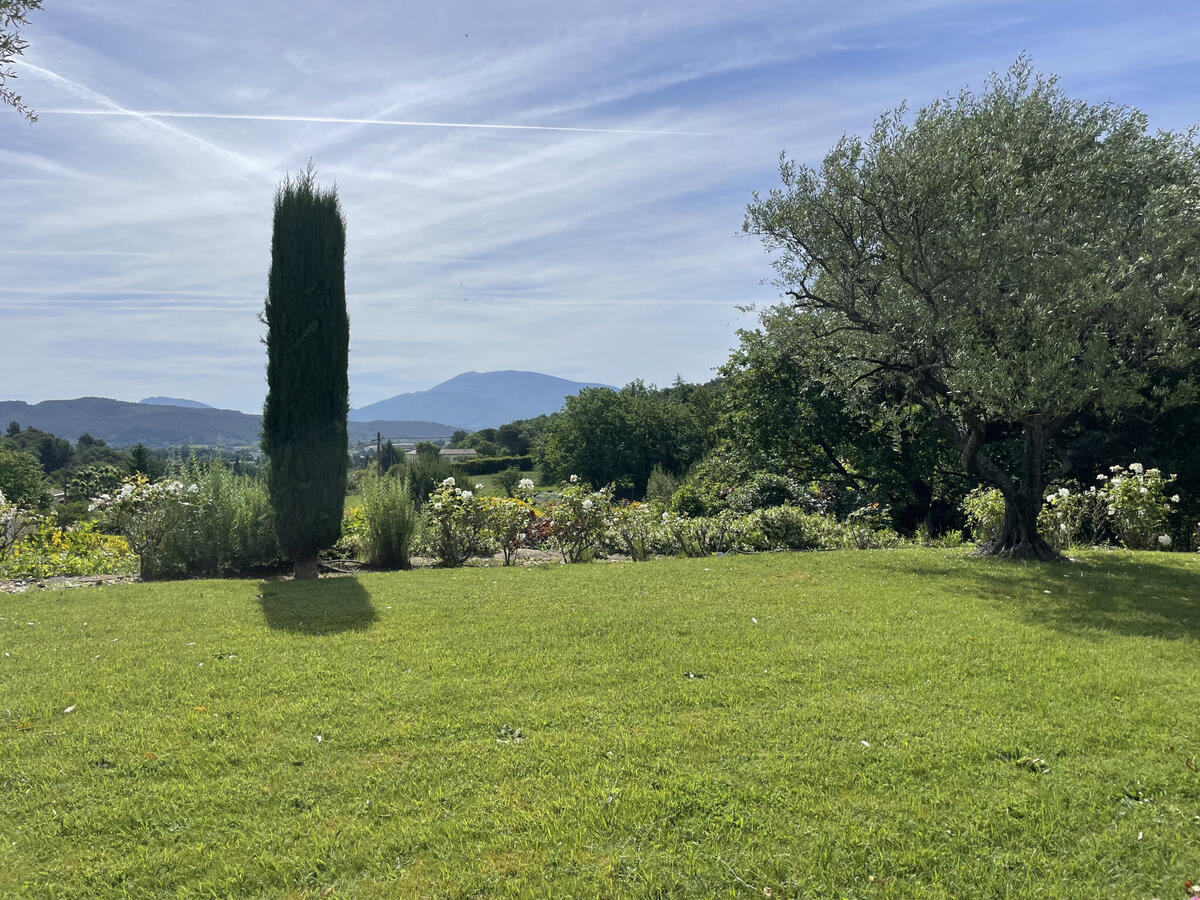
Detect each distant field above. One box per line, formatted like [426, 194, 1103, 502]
[2, 550, 1198, 898]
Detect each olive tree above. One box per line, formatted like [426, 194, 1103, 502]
[744, 60, 1200, 559]
[1, 0, 43, 123]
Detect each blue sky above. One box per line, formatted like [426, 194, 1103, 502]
[3, 0, 1199, 413]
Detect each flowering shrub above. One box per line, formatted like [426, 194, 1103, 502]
[0, 517, 136, 579]
[92, 476, 203, 579]
[1039, 486, 1107, 550]
[423, 478, 491, 567]
[545, 479, 612, 563]
[1098, 464, 1179, 550]
[962, 487, 1005, 543]
[1, 489, 37, 557]
[480, 496, 538, 565]
[606, 502, 662, 561]
[92, 465, 278, 578]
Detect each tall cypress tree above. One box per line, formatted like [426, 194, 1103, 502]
[261, 164, 349, 579]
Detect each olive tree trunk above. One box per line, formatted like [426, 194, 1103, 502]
[966, 420, 1061, 561]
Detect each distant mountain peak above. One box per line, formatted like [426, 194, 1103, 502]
[139, 396, 213, 409]
[350, 370, 612, 431]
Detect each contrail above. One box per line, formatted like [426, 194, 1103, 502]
[44, 107, 715, 137]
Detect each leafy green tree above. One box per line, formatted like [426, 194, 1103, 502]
[0, 446, 47, 508]
[721, 304, 967, 530]
[1, 0, 42, 123]
[496, 423, 529, 455]
[744, 60, 1200, 559]
[6, 420, 19, 437]
[494, 467, 522, 497]
[2, 426, 71, 473]
[261, 165, 350, 579]
[539, 381, 712, 494]
[413, 441, 440, 461]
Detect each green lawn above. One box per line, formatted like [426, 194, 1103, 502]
[2, 549, 1198, 898]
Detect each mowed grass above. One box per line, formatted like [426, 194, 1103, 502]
[1, 550, 1198, 898]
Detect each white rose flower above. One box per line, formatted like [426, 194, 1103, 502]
[582, 498, 594, 510]
[1096, 474, 1107, 481]
[1139, 487, 1148, 495]
[461, 490, 472, 500]
[1171, 494, 1180, 503]
[1058, 487, 1069, 498]
[475, 483, 484, 490]
[1130, 462, 1144, 474]
[518, 478, 535, 491]
[187, 484, 199, 494]
[569, 475, 580, 484]
[441, 477, 455, 487]
[1158, 534, 1172, 547]
[433, 502, 443, 511]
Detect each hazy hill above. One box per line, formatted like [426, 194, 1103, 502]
[140, 396, 213, 408]
[350, 370, 612, 430]
[0, 398, 455, 449]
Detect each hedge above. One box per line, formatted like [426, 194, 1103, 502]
[454, 455, 534, 476]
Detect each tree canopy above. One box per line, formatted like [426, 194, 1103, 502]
[1, 0, 43, 123]
[744, 59, 1200, 558]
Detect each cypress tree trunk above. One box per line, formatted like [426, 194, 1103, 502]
[261, 164, 349, 579]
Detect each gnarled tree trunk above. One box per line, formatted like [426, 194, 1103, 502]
[962, 417, 1062, 561]
[976, 486, 1058, 560]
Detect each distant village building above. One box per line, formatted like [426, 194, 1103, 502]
[404, 447, 478, 460]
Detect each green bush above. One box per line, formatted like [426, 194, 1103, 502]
[494, 467, 523, 497]
[360, 475, 419, 568]
[750, 505, 825, 550]
[962, 487, 1005, 543]
[645, 466, 680, 504]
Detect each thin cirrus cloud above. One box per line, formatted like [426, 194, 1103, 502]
[42, 107, 719, 137]
[3, 0, 1199, 412]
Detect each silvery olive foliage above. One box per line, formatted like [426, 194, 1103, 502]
[745, 58, 1200, 558]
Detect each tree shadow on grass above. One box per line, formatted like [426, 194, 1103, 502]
[879, 553, 1200, 642]
[256, 576, 377, 634]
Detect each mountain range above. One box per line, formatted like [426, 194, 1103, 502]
[0, 398, 454, 449]
[2, 371, 610, 448]
[350, 370, 611, 431]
